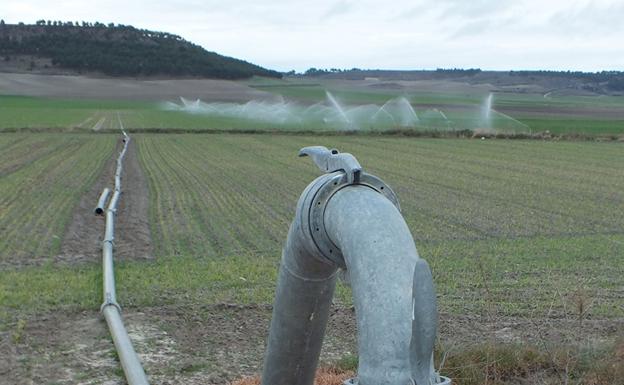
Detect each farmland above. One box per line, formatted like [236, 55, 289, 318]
[2, 4, 624, 381]
[1, 74, 624, 384]
[0, 134, 115, 266]
[2, 135, 622, 317]
[2, 74, 624, 135]
[136, 135, 624, 317]
[1, 91, 622, 135]
[0, 132, 623, 384]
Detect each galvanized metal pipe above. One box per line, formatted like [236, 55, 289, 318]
[95, 188, 111, 215]
[99, 136, 150, 385]
[411, 259, 440, 385]
[261, 214, 339, 385]
[108, 190, 121, 212]
[102, 305, 149, 385]
[262, 147, 447, 385]
[325, 186, 433, 385]
[324, 186, 416, 384]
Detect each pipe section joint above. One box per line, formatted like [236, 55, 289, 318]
[298, 171, 400, 268]
[100, 293, 122, 313]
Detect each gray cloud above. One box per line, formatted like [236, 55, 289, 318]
[321, 0, 354, 20]
[434, 0, 514, 19]
[549, 1, 624, 34]
[1, 0, 622, 71]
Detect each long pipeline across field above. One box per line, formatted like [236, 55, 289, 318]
[99, 133, 149, 385]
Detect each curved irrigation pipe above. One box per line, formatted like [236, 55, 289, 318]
[98, 132, 150, 385]
[262, 146, 450, 385]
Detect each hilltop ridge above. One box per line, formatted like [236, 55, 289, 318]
[0, 21, 281, 79]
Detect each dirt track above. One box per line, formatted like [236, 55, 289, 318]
[59, 138, 152, 264]
[0, 305, 353, 385]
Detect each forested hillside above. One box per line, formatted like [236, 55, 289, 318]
[0, 21, 281, 79]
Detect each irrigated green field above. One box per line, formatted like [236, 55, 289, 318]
[2, 78, 624, 135]
[3, 134, 621, 322]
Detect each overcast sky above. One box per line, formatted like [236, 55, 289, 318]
[2, 0, 623, 72]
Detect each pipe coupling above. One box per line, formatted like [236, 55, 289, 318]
[297, 170, 400, 268]
[100, 293, 122, 313]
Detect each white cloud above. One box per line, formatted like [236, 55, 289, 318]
[1, 0, 622, 71]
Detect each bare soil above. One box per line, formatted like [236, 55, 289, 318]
[0, 55, 59, 75]
[497, 104, 624, 119]
[0, 73, 275, 102]
[57, 141, 117, 265]
[113, 139, 153, 261]
[1, 305, 621, 385]
[58, 138, 152, 264]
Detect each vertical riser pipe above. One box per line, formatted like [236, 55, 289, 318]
[261, 223, 338, 385]
[324, 186, 419, 385]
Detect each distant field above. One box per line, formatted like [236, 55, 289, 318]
[0, 134, 115, 265]
[1, 76, 624, 135]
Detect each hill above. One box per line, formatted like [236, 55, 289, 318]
[0, 20, 281, 79]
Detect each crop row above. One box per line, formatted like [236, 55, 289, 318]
[136, 135, 623, 316]
[0, 134, 116, 265]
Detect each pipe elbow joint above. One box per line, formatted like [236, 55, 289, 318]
[294, 171, 401, 269]
[263, 156, 449, 385]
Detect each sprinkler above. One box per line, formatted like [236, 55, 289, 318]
[261, 146, 450, 385]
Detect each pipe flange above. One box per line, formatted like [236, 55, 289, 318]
[307, 172, 400, 268]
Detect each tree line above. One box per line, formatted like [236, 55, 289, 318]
[298, 67, 624, 91]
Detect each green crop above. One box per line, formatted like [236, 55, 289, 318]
[0, 134, 115, 263]
[1, 134, 622, 324]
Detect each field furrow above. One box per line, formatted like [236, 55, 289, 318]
[137, 134, 624, 248]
